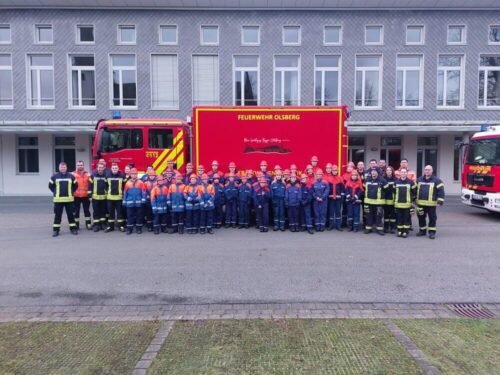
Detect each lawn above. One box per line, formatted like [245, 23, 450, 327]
[0, 321, 160, 375]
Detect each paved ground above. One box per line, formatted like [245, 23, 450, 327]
[0, 196, 499, 307]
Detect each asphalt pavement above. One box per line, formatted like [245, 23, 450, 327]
[0, 196, 499, 307]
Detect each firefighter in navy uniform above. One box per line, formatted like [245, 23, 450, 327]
[394, 168, 416, 238]
[104, 163, 125, 232]
[363, 168, 387, 235]
[89, 162, 108, 232]
[416, 165, 445, 239]
[383, 166, 397, 234]
[49, 162, 78, 237]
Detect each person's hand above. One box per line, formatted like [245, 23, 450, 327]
[438, 201, 444, 206]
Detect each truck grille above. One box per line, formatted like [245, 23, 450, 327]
[467, 173, 494, 187]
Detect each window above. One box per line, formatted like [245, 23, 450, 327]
[396, 55, 423, 108]
[98, 128, 143, 153]
[453, 136, 463, 182]
[437, 55, 463, 108]
[54, 136, 76, 172]
[118, 25, 136, 44]
[0, 24, 11, 44]
[200, 25, 219, 45]
[417, 136, 438, 176]
[448, 25, 465, 44]
[314, 55, 340, 106]
[348, 136, 365, 165]
[151, 54, 179, 109]
[69, 55, 95, 108]
[149, 129, 173, 149]
[479, 55, 500, 107]
[0, 54, 13, 108]
[241, 26, 260, 45]
[282, 26, 301, 45]
[274, 55, 300, 106]
[234, 55, 259, 106]
[365, 25, 383, 45]
[35, 24, 53, 44]
[27, 54, 54, 108]
[17, 136, 39, 173]
[76, 25, 94, 44]
[159, 25, 177, 45]
[380, 136, 402, 168]
[406, 25, 424, 45]
[110, 54, 137, 108]
[192, 55, 219, 106]
[488, 25, 500, 44]
[324, 25, 342, 45]
[355, 55, 381, 108]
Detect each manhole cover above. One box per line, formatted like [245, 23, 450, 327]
[447, 303, 495, 319]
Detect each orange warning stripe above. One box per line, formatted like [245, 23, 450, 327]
[152, 131, 184, 170]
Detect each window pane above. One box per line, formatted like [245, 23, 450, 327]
[201, 26, 218, 44]
[71, 70, 79, 105]
[315, 71, 322, 105]
[489, 26, 500, 42]
[381, 136, 402, 147]
[243, 71, 258, 105]
[275, 56, 298, 67]
[365, 26, 381, 43]
[131, 129, 143, 149]
[448, 26, 463, 43]
[479, 71, 485, 105]
[19, 149, 39, 173]
[417, 136, 438, 146]
[439, 55, 461, 67]
[0, 70, 12, 106]
[30, 55, 52, 66]
[193, 55, 219, 105]
[78, 26, 94, 42]
[324, 26, 340, 44]
[405, 70, 420, 106]
[18, 137, 38, 146]
[453, 136, 462, 181]
[274, 71, 282, 105]
[0, 54, 10, 66]
[284, 71, 298, 105]
[30, 70, 38, 105]
[235, 71, 242, 106]
[113, 70, 120, 105]
[119, 26, 135, 43]
[160, 25, 177, 43]
[235, 56, 258, 68]
[40, 69, 54, 105]
[112, 55, 135, 66]
[81, 70, 96, 106]
[396, 70, 403, 106]
[55, 136, 75, 146]
[242, 26, 259, 44]
[349, 136, 365, 147]
[324, 71, 338, 105]
[437, 70, 444, 106]
[364, 70, 379, 106]
[37, 26, 53, 42]
[122, 70, 136, 106]
[152, 55, 179, 108]
[356, 56, 379, 67]
[486, 70, 500, 106]
[71, 55, 94, 66]
[446, 70, 460, 106]
[406, 27, 422, 43]
[283, 26, 300, 44]
[0, 26, 11, 43]
[397, 55, 421, 67]
[355, 71, 362, 106]
[149, 129, 173, 149]
[316, 55, 339, 68]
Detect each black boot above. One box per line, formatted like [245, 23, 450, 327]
[75, 222, 80, 230]
[179, 225, 184, 235]
[126, 228, 133, 235]
[390, 223, 396, 234]
[154, 227, 160, 235]
[429, 232, 436, 240]
[86, 221, 92, 230]
[377, 230, 385, 236]
[93, 223, 101, 232]
[147, 223, 153, 232]
[416, 230, 426, 237]
[71, 228, 78, 235]
[200, 228, 206, 234]
[307, 228, 314, 235]
[384, 223, 389, 233]
[336, 226, 343, 232]
[207, 228, 214, 234]
[104, 223, 114, 233]
[52, 229, 59, 237]
[136, 227, 142, 234]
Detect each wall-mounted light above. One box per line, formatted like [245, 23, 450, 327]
[370, 147, 378, 152]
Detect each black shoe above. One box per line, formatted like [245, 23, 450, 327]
[364, 229, 371, 234]
[354, 228, 359, 232]
[93, 226, 100, 232]
[104, 226, 114, 233]
[245, 225, 249, 229]
[280, 227, 285, 232]
[336, 227, 343, 232]
[416, 230, 426, 237]
[377, 230, 385, 236]
[126, 229, 133, 235]
[71, 228, 78, 235]
[273, 226, 278, 231]
[179, 226, 184, 235]
[119, 226, 126, 232]
[232, 224, 237, 228]
[86, 222, 92, 230]
[429, 232, 436, 240]
[307, 229, 314, 235]
[52, 230, 59, 237]
[147, 226, 153, 232]
[260, 227, 264, 232]
[402, 232, 408, 238]
[348, 227, 354, 232]
[136, 229, 142, 234]
[161, 227, 167, 233]
[263, 227, 269, 232]
[200, 229, 206, 234]
[154, 228, 160, 235]
[208, 228, 214, 234]
[326, 226, 333, 231]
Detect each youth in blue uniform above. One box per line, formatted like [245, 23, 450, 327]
[150, 175, 169, 234]
[123, 168, 146, 235]
[299, 174, 314, 234]
[311, 169, 330, 232]
[168, 173, 186, 234]
[253, 177, 271, 232]
[199, 174, 215, 234]
[270, 171, 286, 231]
[285, 173, 301, 232]
[212, 174, 225, 228]
[184, 174, 201, 234]
[224, 173, 238, 228]
[237, 174, 253, 228]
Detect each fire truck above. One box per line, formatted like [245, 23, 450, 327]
[92, 106, 348, 175]
[461, 125, 500, 213]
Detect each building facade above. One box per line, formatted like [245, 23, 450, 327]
[1, 3, 500, 195]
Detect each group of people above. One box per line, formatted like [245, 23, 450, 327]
[49, 156, 445, 239]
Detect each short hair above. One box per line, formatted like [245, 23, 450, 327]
[401, 158, 408, 163]
[399, 167, 408, 172]
[369, 158, 377, 163]
[111, 162, 118, 167]
[76, 160, 85, 165]
[59, 162, 67, 167]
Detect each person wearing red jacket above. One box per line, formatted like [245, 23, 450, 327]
[345, 170, 364, 232]
[72, 160, 92, 230]
[150, 175, 170, 234]
[305, 164, 315, 188]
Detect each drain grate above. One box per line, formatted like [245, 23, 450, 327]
[447, 303, 495, 319]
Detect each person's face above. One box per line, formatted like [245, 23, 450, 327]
[198, 167, 204, 175]
[97, 164, 104, 173]
[301, 177, 307, 184]
[290, 176, 297, 183]
[241, 177, 248, 183]
[229, 167, 235, 172]
[276, 174, 282, 180]
[167, 162, 174, 169]
[214, 178, 219, 184]
[424, 166, 433, 177]
[260, 164, 267, 172]
[379, 160, 386, 168]
[326, 166, 332, 174]
[76, 162, 84, 172]
[212, 163, 218, 171]
[386, 168, 393, 177]
[315, 173, 322, 181]
[186, 165, 193, 173]
[176, 176, 182, 183]
[111, 165, 119, 174]
[259, 181, 266, 187]
[400, 169, 408, 179]
[59, 164, 67, 173]
[291, 166, 297, 173]
[158, 178, 165, 185]
[124, 166, 131, 174]
[357, 162, 364, 170]
[99, 159, 106, 167]
[190, 177, 197, 184]
[202, 178, 208, 184]
[307, 167, 313, 175]
[371, 170, 378, 179]
[370, 161, 377, 168]
[311, 159, 318, 167]
[400, 160, 408, 169]
[347, 165, 353, 173]
[131, 172, 138, 179]
[351, 172, 358, 181]
[332, 166, 338, 175]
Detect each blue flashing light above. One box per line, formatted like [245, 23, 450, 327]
[112, 111, 122, 119]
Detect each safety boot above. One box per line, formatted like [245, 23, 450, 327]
[154, 227, 160, 235]
[52, 230, 59, 237]
[429, 232, 436, 240]
[71, 228, 78, 235]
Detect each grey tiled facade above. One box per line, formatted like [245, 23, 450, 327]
[1, 9, 500, 123]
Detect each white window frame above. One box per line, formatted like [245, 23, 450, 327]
[67, 54, 96, 110]
[34, 24, 53, 45]
[117, 24, 136, 45]
[26, 53, 55, 109]
[150, 53, 179, 110]
[273, 54, 301, 106]
[323, 25, 342, 46]
[200, 25, 219, 46]
[75, 24, 95, 45]
[109, 53, 138, 110]
[191, 54, 220, 106]
[0, 24, 11, 44]
[0, 53, 13, 109]
[406, 25, 425, 45]
[282, 25, 301, 46]
[158, 25, 178, 45]
[17, 136, 39, 175]
[354, 54, 383, 110]
[314, 54, 341, 106]
[478, 54, 500, 109]
[488, 24, 500, 45]
[447, 24, 466, 45]
[241, 25, 260, 46]
[365, 25, 383, 45]
[232, 55, 260, 106]
[53, 135, 76, 172]
[396, 54, 424, 110]
[436, 54, 465, 110]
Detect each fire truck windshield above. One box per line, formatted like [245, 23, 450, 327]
[97, 128, 143, 153]
[467, 138, 500, 165]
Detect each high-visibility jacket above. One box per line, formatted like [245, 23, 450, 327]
[89, 171, 108, 200]
[394, 178, 416, 209]
[123, 179, 146, 208]
[49, 172, 77, 203]
[416, 175, 445, 207]
[168, 183, 186, 212]
[200, 183, 216, 211]
[384, 176, 396, 205]
[106, 172, 125, 200]
[363, 177, 387, 205]
[150, 185, 169, 214]
[72, 170, 90, 198]
[184, 183, 202, 210]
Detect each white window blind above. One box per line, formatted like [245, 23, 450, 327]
[151, 54, 179, 109]
[193, 55, 219, 106]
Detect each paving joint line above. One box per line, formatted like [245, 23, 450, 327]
[131, 320, 173, 375]
[383, 319, 441, 375]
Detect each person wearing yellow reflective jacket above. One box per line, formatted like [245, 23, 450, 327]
[49, 162, 78, 237]
[394, 168, 417, 238]
[363, 168, 388, 235]
[104, 163, 125, 233]
[89, 162, 108, 232]
[415, 165, 445, 240]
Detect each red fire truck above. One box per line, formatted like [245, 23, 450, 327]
[92, 106, 348, 175]
[461, 125, 500, 213]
